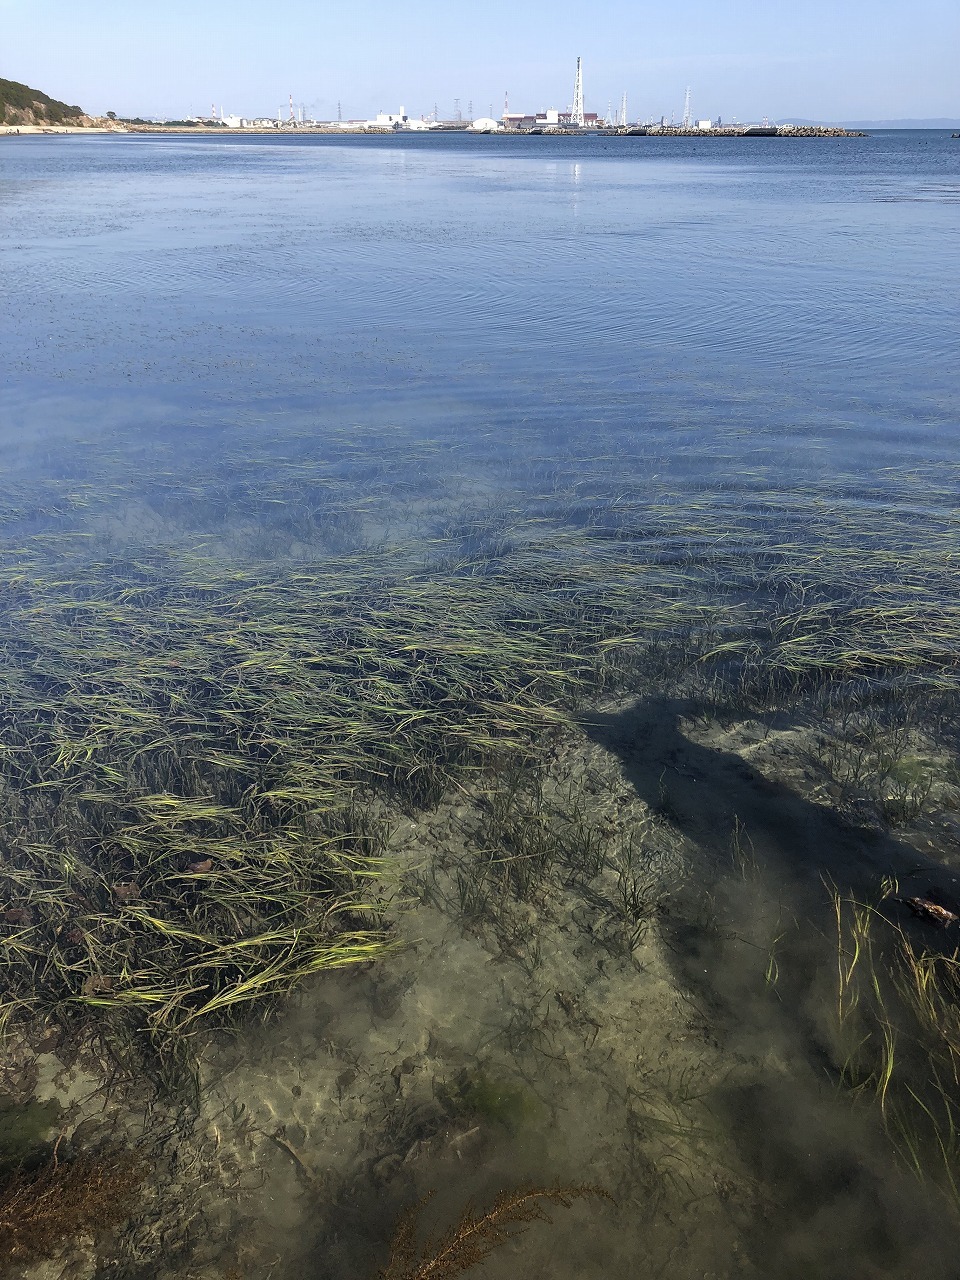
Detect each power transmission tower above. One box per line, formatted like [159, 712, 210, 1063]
[467, 100, 473, 120]
[682, 86, 691, 128]
[620, 92, 628, 126]
[571, 57, 584, 126]
[337, 100, 342, 122]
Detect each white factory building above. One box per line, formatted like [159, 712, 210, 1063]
[362, 109, 431, 132]
[502, 107, 601, 130]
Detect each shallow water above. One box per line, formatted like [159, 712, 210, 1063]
[1, 130, 960, 1279]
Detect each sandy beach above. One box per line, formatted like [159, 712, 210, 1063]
[0, 124, 123, 136]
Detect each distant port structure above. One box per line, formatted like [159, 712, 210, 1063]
[122, 59, 865, 138]
[496, 62, 860, 136]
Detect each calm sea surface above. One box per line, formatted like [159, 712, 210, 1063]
[2, 131, 958, 490]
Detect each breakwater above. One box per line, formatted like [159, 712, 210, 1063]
[616, 124, 865, 137]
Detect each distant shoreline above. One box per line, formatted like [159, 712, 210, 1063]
[104, 123, 867, 139]
[2, 122, 881, 141]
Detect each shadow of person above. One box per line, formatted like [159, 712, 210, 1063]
[583, 695, 960, 1278]
[583, 694, 952, 903]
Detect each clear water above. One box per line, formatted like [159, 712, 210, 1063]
[1, 130, 960, 1280]
[3, 131, 958, 477]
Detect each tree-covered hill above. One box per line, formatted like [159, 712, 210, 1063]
[0, 77, 85, 125]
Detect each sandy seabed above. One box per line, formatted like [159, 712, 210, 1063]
[6, 688, 960, 1280]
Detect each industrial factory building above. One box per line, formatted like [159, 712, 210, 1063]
[501, 109, 600, 130]
[361, 109, 430, 131]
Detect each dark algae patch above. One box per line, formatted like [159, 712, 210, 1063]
[443, 1069, 541, 1133]
[0, 1096, 61, 1176]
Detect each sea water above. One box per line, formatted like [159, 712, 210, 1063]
[1, 130, 959, 1280]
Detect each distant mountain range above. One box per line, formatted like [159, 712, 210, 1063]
[781, 118, 960, 129]
[0, 77, 85, 126]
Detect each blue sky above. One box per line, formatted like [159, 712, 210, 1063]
[4, 0, 958, 122]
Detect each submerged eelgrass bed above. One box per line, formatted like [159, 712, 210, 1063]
[833, 886, 960, 1209]
[1, 530, 724, 1059]
[2, 429, 960, 1066]
[0, 546, 610, 1053]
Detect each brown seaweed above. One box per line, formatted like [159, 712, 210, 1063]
[378, 1183, 610, 1280]
[0, 1144, 144, 1273]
